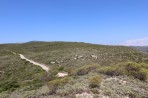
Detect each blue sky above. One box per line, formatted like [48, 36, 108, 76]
[0, 0, 148, 45]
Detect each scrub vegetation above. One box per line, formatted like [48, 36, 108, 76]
[0, 42, 148, 98]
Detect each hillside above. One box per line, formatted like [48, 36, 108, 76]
[131, 46, 148, 53]
[0, 42, 148, 98]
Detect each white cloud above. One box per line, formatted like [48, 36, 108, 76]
[121, 37, 148, 46]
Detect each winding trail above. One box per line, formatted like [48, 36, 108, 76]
[19, 54, 50, 72]
[10, 51, 68, 77]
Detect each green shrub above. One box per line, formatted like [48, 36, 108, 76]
[28, 79, 43, 90]
[73, 64, 99, 76]
[89, 75, 102, 88]
[100, 62, 148, 81]
[48, 77, 69, 94]
[132, 68, 148, 81]
[124, 62, 141, 72]
[140, 63, 148, 69]
[76, 68, 89, 75]
[107, 68, 122, 76]
[47, 66, 59, 81]
[99, 66, 126, 76]
[58, 66, 64, 71]
[0, 80, 20, 92]
[66, 68, 74, 75]
[124, 62, 148, 81]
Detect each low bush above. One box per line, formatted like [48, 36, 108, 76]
[124, 62, 141, 72]
[0, 80, 20, 92]
[123, 62, 148, 81]
[89, 75, 102, 88]
[47, 66, 59, 81]
[58, 66, 64, 71]
[73, 64, 100, 76]
[76, 68, 89, 75]
[48, 77, 69, 94]
[141, 63, 148, 69]
[132, 68, 148, 81]
[100, 62, 148, 81]
[100, 66, 124, 76]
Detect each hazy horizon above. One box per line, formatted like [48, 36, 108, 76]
[0, 40, 148, 47]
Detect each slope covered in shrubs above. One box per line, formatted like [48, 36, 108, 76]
[0, 42, 148, 97]
[100, 62, 148, 81]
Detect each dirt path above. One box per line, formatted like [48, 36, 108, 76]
[10, 51, 67, 76]
[19, 54, 50, 72]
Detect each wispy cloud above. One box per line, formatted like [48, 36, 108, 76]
[121, 37, 148, 46]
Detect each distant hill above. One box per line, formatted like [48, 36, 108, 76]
[26, 41, 47, 43]
[0, 42, 148, 98]
[131, 46, 148, 53]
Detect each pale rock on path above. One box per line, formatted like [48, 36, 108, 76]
[19, 54, 50, 72]
[56, 72, 68, 77]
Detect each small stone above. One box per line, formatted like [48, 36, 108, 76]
[56, 72, 68, 77]
[51, 62, 55, 64]
[91, 55, 98, 59]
